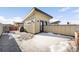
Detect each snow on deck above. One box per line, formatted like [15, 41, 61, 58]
[11, 32, 74, 52]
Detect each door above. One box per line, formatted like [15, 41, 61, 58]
[40, 20, 44, 32]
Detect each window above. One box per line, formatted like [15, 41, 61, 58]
[45, 21, 47, 26]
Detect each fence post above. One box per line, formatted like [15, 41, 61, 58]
[75, 32, 79, 50]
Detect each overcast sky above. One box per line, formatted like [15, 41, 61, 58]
[0, 7, 79, 24]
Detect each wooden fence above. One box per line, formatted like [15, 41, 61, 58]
[44, 25, 79, 36]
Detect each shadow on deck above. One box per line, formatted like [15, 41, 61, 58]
[38, 33, 74, 40]
[0, 33, 21, 52]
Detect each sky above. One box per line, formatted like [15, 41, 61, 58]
[0, 7, 79, 24]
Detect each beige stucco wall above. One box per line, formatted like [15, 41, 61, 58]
[34, 11, 51, 21]
[23, 11, 36, 34]
[23, 19, 35, 34]
[34, 20, 40, 33]
[33, 11, 52, 33]
[0, 23, 3, 36]
[44, 25, 79, 36]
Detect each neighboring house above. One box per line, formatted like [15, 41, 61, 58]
[13, 22, 23, 31]
[3, 24, 18, 32]
[3, 22, 23, 32]
[14, 22, 22, 27]
[9, 25, 18, 31]
[23, 7, 53, 34]
[51, 21, 60, 25]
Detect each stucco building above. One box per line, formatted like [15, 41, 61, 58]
[23, 7, 53, 34]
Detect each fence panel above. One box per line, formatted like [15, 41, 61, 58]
[44, 25, 79, 36]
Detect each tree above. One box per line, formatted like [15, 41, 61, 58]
[67, 22, 70, 24]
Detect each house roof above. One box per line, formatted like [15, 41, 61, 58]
[23, 7, 53, 21]
[33, 7, 53, 18]
[51, 21, 60, 24]
[14, 22, 23, 24]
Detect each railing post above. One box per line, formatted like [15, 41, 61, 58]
[75, 32, 79, 50]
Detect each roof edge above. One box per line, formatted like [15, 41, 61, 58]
[33, 7, 53, 18]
